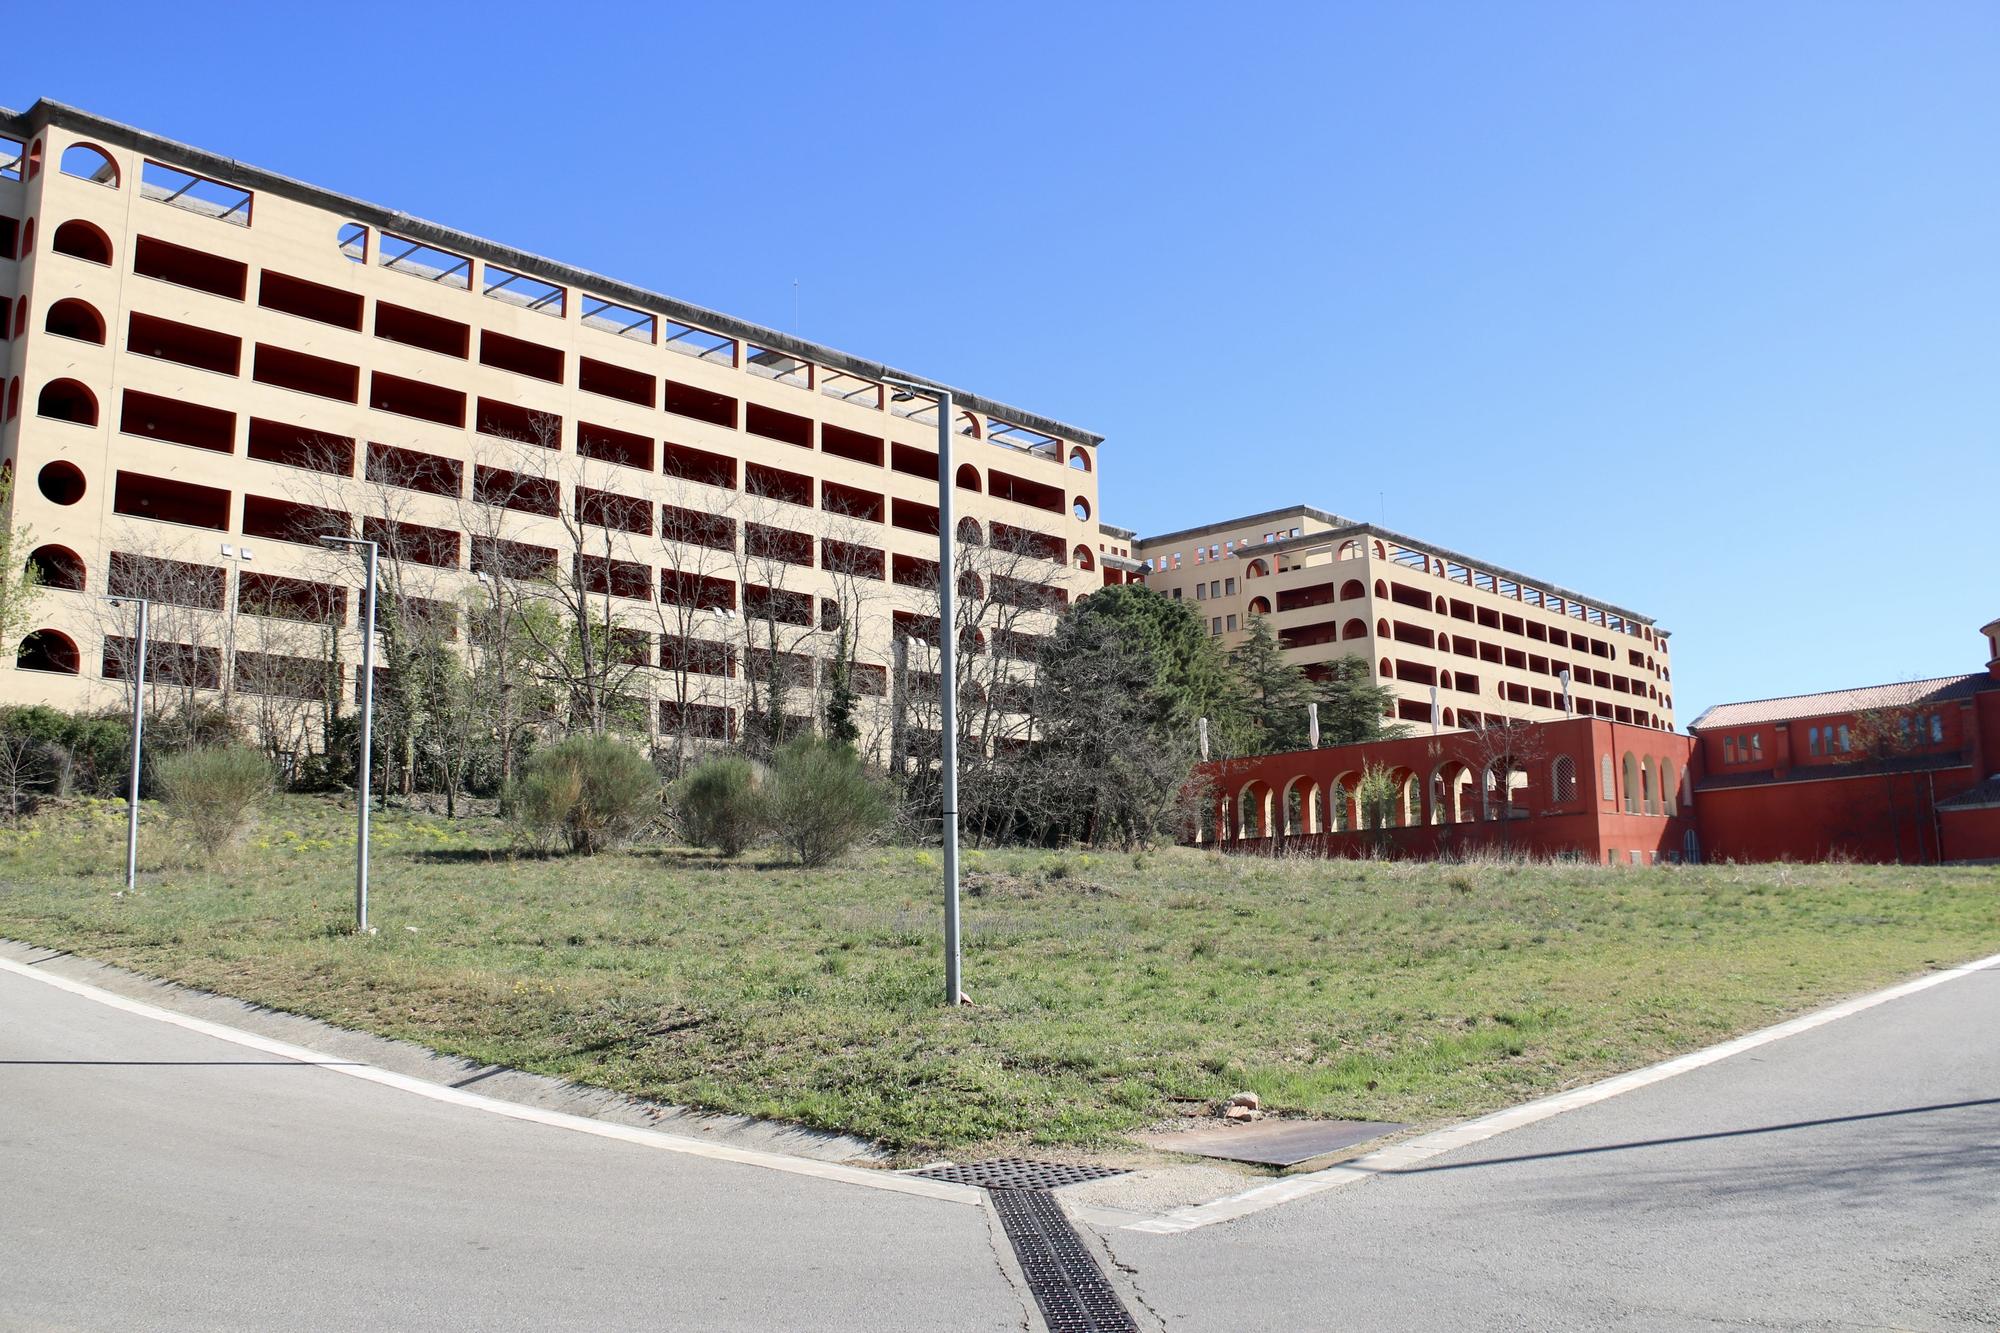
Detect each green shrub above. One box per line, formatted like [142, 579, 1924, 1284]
[155, 745, 272, 861]
[676, 755, 765, 857]
[764, 738, 890, 867]
[509, 735, 660, 855]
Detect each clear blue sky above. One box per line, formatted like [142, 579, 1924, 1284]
[13, 2, 1997, 722]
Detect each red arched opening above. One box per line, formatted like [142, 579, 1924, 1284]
[1068, 446, 1091, 472]
[1248, 595, 1271, 615]
[1373, 579, 1387, 598]
[59, 143, 119, 187]
[37, 379, 98, 426]
[52, 220, 113, 265]
[28, 545, 85, 591]
[1072, 496, 1091, 521]
[16, 629, 80, 675]
[45, 298, 106, 344]
[1341, 618, 1366, 639]
[956, 516, 983, 546]
[954, 463, 982, 492]
[1340, 579, 1364, 600]
[1073, 545, 1095, 571]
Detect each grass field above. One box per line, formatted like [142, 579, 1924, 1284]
[1, 795, 1994, 1157]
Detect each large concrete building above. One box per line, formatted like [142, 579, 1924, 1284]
[0, 101, 1106, 757]
[1134, 505, 1675, 734]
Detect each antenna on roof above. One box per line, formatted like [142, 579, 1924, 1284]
[793, 278, 799, 334]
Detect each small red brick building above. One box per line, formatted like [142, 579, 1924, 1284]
[1687, 618, 2000, 864]
[1199, 716, 1698, 865]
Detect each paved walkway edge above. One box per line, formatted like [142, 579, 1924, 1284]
[1120, 948, 2000, 1235]
[0, 951, 984, 1209]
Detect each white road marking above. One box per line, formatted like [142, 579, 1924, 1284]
[0, 953, 983, 1208]
[1123, 947, 2000, 1235]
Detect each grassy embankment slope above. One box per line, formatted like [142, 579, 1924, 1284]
[2, 796, 1993, 1155]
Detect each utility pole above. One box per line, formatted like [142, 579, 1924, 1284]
[321, 536, 378, 933]
[104, 596, 149, 892]
[884, 378, 962, 1007]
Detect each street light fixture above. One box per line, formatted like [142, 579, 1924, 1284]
[102, 595, 149, 892]
[883, 377, 963, 1008]
[321, 535, 379, 933]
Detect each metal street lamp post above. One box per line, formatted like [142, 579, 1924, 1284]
[321, 536, 379, 933]
[884, 378, 962, 1007]
[103, 596, 149, 892]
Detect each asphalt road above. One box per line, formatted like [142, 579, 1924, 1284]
[1100, 960, 2000, 1330]
[5, 952, 1996, 1332]
[0, 963, 1023, 1332]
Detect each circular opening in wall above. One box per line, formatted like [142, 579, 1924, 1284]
[38, 461, 87, 506]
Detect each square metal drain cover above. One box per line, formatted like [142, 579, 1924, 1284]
[911, 1157, 1129, 1191]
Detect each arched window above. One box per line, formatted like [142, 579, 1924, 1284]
[58, 143, 118, 187]
[5, 378, 20, 421]
[27, 545, 85, 591]
[44, 298, 105, 344]
[1341, 618, 1366, 639]
[1371, 540, 1386, 560]
[956, 411, 981, 438]
[1622, 753, 1639, 814]
[1661, 758, 1677, 815]
[1441, 707, 1455, 727]
[1551, 755, 1577, 802]
[37, 379, 98, 426]
[1068, 446, 1091, 472]
[1434, 596, 1446, 613]
[37, 461, 86, 505]
[1641, 756, 1657, 814]
[1601, 754, 1615, 802]
[16, 629, 80, 675]
[1245, 558, 1269, 578]
[1340, 579, 1364, 600]
[1337, 540, 1362, 560]
[1072, 496, 1091, 521]
[1073, 545, 1095, 571]
[26, 139, 43, 179]
[1247, 595, 1270, 615]
[53, 220, 113, 265]
[954, 463, 982, 492]
[955, 516, 983, 546]
[12, 295, 24, 336]
[1378, 658, 1393, 678]
[337, 222, 369, 262]
[1374, 579, 1387, 598]
[1376, 618, 1390, 637]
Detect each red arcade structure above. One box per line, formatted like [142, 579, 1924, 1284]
[1198, 716, 1698, 865]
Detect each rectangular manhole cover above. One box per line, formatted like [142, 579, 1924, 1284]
[911, 1158, 1129, 1191]
[1138, 1118, 1406, 1166]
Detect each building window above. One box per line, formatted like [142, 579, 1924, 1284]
[1807, 726, 1820, 756]
[1932, 714, 1944, 743]
[1750, 733, 1763, 760]
[1171, 587, 1182, 600]
[1226, 614, 1238, 631]
[1212, 616, 1222, 635]
[1837, 725, 1850, 753]
[1225, 577, 1237, 595]
[1725, 738, 1737, 764]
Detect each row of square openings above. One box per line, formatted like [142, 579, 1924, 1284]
[16, 236, 1093, 523]
[2, 134, 250, 223]
[8, 137, 1092, 468]
[335, 221, 1091, 469]
[26, 463, 1083, 609]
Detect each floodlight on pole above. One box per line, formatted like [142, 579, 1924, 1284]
[102, 596, 149, 892]
[321, 535, 379, 933]
[884, 376, 963, 1007]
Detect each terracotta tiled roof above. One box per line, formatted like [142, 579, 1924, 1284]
[1688, 674, 1987, 732]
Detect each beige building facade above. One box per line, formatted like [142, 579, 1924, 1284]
[1135, 505, 1675, 732]
[0, 102, 1103, 757]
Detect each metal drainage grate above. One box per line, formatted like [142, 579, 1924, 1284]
[989, 1188, 1140, 1333]
[912, 1157, 1129, 1191]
